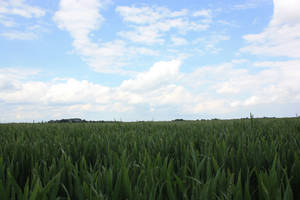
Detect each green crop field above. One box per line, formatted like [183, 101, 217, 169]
[1, 118, 300, 199]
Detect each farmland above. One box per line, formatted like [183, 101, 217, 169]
[0, 118, 300, 199]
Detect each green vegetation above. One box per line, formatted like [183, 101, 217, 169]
[0, 118, 300, 199]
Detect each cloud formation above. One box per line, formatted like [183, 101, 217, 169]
[0, 0, 46, 40]
[241, 0, 300, 58]
[53, 0, 121, 73]
[1, 58, 300, 122]
[0, 31, 37, 40]
[0, 0, 45, 18]
[1, 0, 299, 122]
[53, 1, 220, 73]
[116, 6, 212, 45]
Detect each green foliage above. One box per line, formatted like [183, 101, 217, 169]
[0, 118, 299, 199]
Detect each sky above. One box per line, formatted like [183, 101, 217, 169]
[0, 0, 300, 122]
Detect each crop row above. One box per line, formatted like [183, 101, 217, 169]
[0, 118, 299, 199]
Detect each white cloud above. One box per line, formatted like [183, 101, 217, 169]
[78, 40, 129, 73]
[53, 0, 130, 73]
[194, 34, 230, 46]
[232, 3, 259, 10]
[53, 2, 216, 73]
[53, 0, 158, 73]
[2, 81, 48, 104]
[0, 76, 114, 108]
[53, 0, 104, 38]
[231, 59, 248, 64]
[0, 61, 191, 121]
[1, 58, 300, 121]
[241, 0, 300, 58]
[0, 68, 39, 92]
[232, 0, 272, 10]
[227, 60, 300, 105]
[120, 60, 182, 92]
[193, 33, 230, 54]
[44, 78, 111, 104]
[118, 26, 164, 45]
[2, 1, 300, 122]
[0, 0, 45, 18]
[271, 0, 300, 25]
[183, 58, 300, 112]
[216, 82, 241, 94]
[171, 36, 188, 46]
[116, 6, 211, 45]
[0, 67, 39, 79]
[116, 6, 187, 24]
[184, 62, 248, 89]
[0, 14, 15, 27]
[0, 1, 46, 40]
[1, 31, 37, 40]
[132, 47, 159, 56]
[193, 9, 211, 18]
[191, 99, 228, 114]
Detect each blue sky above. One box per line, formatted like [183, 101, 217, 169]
[0, 0, 300, 122]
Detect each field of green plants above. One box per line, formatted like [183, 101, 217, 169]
[0, 118, 300, 199]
